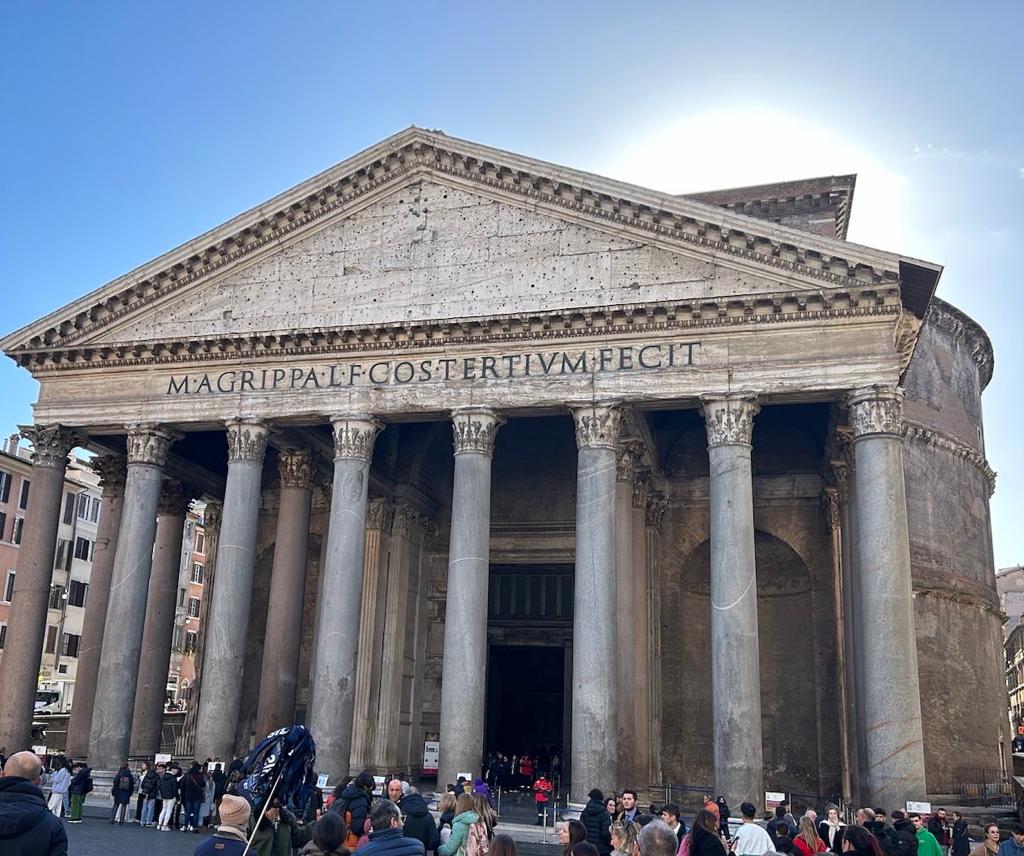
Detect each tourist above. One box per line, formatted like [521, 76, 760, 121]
[576, 844, 602, 856]
[471, 791, 498, 840]
[689, 810, 726, 856]
[621, 790, 640, 824]
[701, 795, 719, 825]
[250, 796, 312, 856]
[110, 761, 135, 824]
[212, 762, 227, 813]
[157, 762, 178, 830]
[731, 802, 773, 856]
[299, 812, 350, 856]
[402, 787, 441, 853]
[775, 823, 795, 854]
[607, 797, 620, 820]
[794, 816, 828, 856]
[202, 767, 216, 828]
[612, 819, 642, 856]
[329, 770, 375, 850]
[561, 819, 589, 856]
[637, 820, 681, 856]
[911, 813, 942, 856]
[193, 792, 251, 856]
[438, 793, 482, 856]
[660, 804, 686, 845]
[173, 763, 187, 830]
[139, 760, 160, 827]
[951, 814, 969, 856]
[891, 811, 920, 856]
[582, 788, 613, 856]
[388, 779, 405, 804]
[361, 800, 427, 856]
[842, 825, 885, 856]
[132, 761, 150, 823]
[969, 824, 1000, 856]
[183, 761, 206, 832]
[67, 761, 92, 823]
[0, 751, 68, 855]
[46, 756, 70, 817]
[818, 805, 846, 854]
[716, 797, 731, 840]
[996, 824, 1024, 856]
[533, 771, 554, 825]
[491, 833, 518, 856]
[437, 793, 457, 837]
[928, 810, 951, 856]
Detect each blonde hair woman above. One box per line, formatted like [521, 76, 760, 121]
[794, 817, 827, 856]
[611, 820, 641, 856]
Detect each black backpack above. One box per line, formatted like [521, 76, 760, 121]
[118, 774, 132, 791]
[885, 827, 918, 856]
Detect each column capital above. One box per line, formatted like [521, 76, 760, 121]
[157, 478, 189, 516]
[616, 440, 643, 482]
[277, 449, 313, 489]
[202, 501, 223, 535]
[645, 491, 668, 528]
[366, 498, 395, 532]
[90, 454, 127, 498]
[393, 504, 436, 541]
[847, 384, 904, 439]
[571, 401, 623, 450]
[126, 424, 181, 467]
[225, 418, 270, 463]
[18, 424, 76, 468]
[632, 470, 651, 509]
[451, 407, 505, 457]
[700, 393, 760, 448]
[823, 486, 841, 530]
[330, 413, 382, 462]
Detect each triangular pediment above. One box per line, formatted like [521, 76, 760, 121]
[2, 127, 941, 366]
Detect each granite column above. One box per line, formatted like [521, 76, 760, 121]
[194, 419, 269, 761]
[848, 384, 927, 806]
[701, 393, 763, 808]
[0, 425, 76, 753]
[569, 402, 621, 801]
[89, 425, 178, 769]
[438, 407, 503, 787]
[613, 442, 640, 786]
[255, 449, 314, 737]
[308, 414, 382, 782]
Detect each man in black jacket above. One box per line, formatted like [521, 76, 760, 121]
[360, 800, 426, 856]
[0, 751, 68, 855]
[581, 788, 613, 856]
[329, 769, 375, 846]
[402, 789, 441, 854]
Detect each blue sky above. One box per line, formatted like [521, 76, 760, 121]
[1, 2, 1021, 565]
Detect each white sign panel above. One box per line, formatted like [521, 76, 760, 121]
[31, 745, 48, 756]
[422, 741, 439, 775]
[906, 801, 932, 814]
[154, 753, 172, 764]
[765, 792, 787, 811]
[317, 773, 330, 790]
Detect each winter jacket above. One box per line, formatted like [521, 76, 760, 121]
[437, 810, 480, 856]
[194, 826, 250, 856]
[182, 771, 206, 803]
[361, 827, 428, 856]
[888, 820, 920, 856]
[140, 769, 160, 798]
[818, 823, 845, 855]
[403, 793, 441, 853]
[212, 770, 227, 799]
[917, 828, 942, 856]
[300, 842, 350, 856]
[580, 798, 613, 856]
[49, 768, 71, 795]
[328, 783, 373, 843]
[0, 775, 68, 856]
[996, 839, 1024, 856]
[251, 809, 312, 856]
[158, 771, 180, 800]
[438, 809, 456, 832]
[794, 836, 828, 856]
[691, 825, 727, 856]
[111, 766, 135, 802]
[68, 767, 93, 796]
[952, 821, 970, 856]
[928, 819, 950, 848]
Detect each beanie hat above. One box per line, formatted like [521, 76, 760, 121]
[219, 794, 251, 829]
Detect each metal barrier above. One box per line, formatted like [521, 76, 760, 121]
[947, 768, 1014, 808]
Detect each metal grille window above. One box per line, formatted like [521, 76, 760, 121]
[488, 565, 573, 622]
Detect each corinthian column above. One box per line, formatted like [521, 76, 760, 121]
[131, 478, 190, 757]
[847, 384, 927, 806]
[90, 425, 179, 769]
[614, 441, 641, 784]
[194, 419, 269, 761]
[438, 407, 504, 787]
[255, 449, 314, 737]
[700, 393, 762, 807]
[308, 414, 382, 781]
[66, 455, 126, 758]
[0, 425, 76, 752]
[569, 402, 621, 800]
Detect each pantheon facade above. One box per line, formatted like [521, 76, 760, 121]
[0, 129, 1003, 809]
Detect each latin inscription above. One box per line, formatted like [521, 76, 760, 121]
[165, 342, 702, 396]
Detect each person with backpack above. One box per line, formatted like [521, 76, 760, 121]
[67, 762, 92, 823]
[437, 793, 482, 856]
[328, 769, 374, 850]
[360, 800, 427, 856]
[889, 812, 920, 856]
[110, 762, 135, 824]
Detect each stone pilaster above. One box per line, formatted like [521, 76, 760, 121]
[194, 419, 269, 761]
[66, 455, 127, 758]
[700, 393, 763, 807]
[0, 425, 76, 753]
[256, 449, 314, 737]
[131, 478, 190, 757]
[439, 407, 504, 787]
[847, 384, 927, 806]
[568, 402, 620, 799]
[90, 424, 179, 769]
[309, 413, 382, 782]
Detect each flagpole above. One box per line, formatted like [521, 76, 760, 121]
[240, 768, 285, 856]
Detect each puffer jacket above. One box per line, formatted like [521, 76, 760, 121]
[139, 769, 160, 798]
[403, 792, 441, 853]
[437, 810, 479, 856]
[68, 767, 92, 796]
[581, 798, 613, 856]
[0, 776, 69, 856]
[157, 771, 179, 800]
[327, 782, 373, 842]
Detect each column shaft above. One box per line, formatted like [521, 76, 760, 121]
[66, 456, 126, 759]
[570, 403, 620, 801]
[194, 420, 268, 761]
[613, 445, 638, 785]
[255, 450, 313, 737]
[0, 425, 75, 752]
[438, 407, 502, 788]
[630, 476, 651, 783]
[701, 393, 763, 808]
[848, 385, 927, 806]
[89, 425, 178, 769]
[645, 493, 667, 783]
[308, 414, 382, 782]
[130, 481, 188, 757]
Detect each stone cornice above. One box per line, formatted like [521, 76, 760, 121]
[3, 128, 936, 362]
[12, 285, 903, 374]
[903, 420, 996, 496]
[926, 297, 994, 390]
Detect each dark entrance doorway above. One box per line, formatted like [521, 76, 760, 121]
[485, 645, 564, 757]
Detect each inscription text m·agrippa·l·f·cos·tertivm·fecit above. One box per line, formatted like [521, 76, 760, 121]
[165, 341, 702, 396]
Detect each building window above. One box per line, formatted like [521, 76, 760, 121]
[48, 584, 64, 610]
[67, 579, 88, 608]
[3, 571, 14, 602]
[187, 597, 201, 618]
[0, 510, 6, 541]
[178, 587, 187, 607]
[57, 663, 68, 674]
[62, 491, 75, 525]
[0, 622, 6, 649]
[73, 536, 93, 561]
[0, 470, 11, 503]
[194, 531, 205, 555]
[12, 517, 24, 545]
[61, 632, 80, 658]
[190, 563, 204, 585]
[44, 625, 58, 655]
[55, 539, 70, 571]
[185, 630, 197, 654]
[77, 493, 89, 519]
[18, 479, 29, 510]
[90, 496, 100, 523]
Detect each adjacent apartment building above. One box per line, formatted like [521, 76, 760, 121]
[168, 506, 208, 709]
